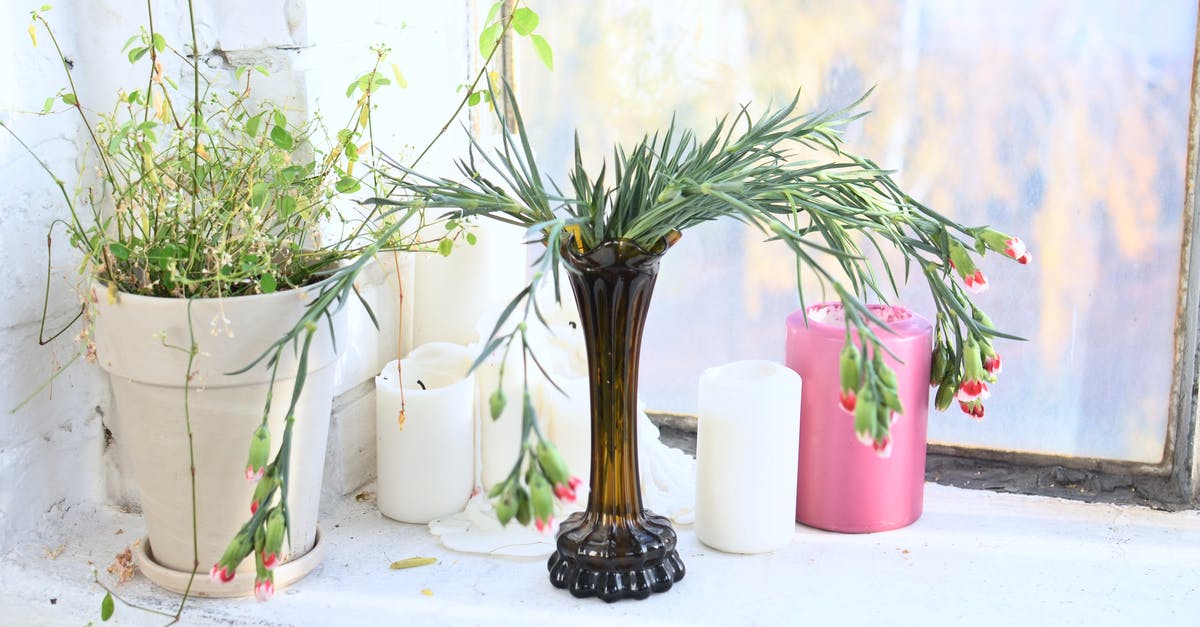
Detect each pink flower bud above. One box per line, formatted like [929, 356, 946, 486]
[569, 476, 583, 490]
[245, 465, 265, 481]
[262, 552, 279, 571]
[1016, 251, 1032, 265]
[872, 437, 892, 458]
[250, 500, 259, 515]
[956, 379, 990, 402]
[838, 389, 857, 414]
[963, 269, 989, 294]
[984, 354, 1002, 375]
[254, 577, 275, 602]
[209, 564, 234, 584]
[1003, 237, 1026, 260]
[553, 483, 576, 503]
[534, 515, 556, 535]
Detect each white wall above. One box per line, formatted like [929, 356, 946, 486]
[0, 0, 474, 552]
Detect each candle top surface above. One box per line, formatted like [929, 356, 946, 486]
[787, 302, 931, 339]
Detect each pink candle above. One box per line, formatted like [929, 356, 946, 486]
[785, 303, 932, 533]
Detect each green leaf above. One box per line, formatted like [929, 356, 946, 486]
[151, 33, 166, 52]
[279, 164, 305, 184]
[60, 93, 77, 106]
[260, 273, 277, 293]
[40, 4, 53, 11]
[273, 110, 287, 128]
[438, 238, 454, 257]
[100, 592, 114, 621]
[127, 46, 148, 64]
[478, 23, 502, 58]
[269, 126, 294, 150]
[245, 112, 263, 137]
[250, 182, 269, 208]
[468, 91, 482, 107]
[236, 66, 247, 81]
[390, 63, 408, 89]
[530, 34, 553, 70]
[466, 232, 478, 246]
[335, 176, 361, 194]
[108, 242, 130, 261]
[485, 1, 502, 25]
[511, 7, 539, 36]
[41, 97, 54, 114]
[278, 195, 297, 217]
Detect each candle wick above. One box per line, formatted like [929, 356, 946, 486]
[417, 380, 427, 390]
[568, 321, 577, 329]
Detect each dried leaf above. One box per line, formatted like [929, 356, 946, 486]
[354, 491, 375, 503]
[420, 588, 434, 596]
[390, 557, 437, 570]
[106, 542, 138, 584]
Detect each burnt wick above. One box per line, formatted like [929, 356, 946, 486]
[569, 321, 577, 329]
[417, 380, 427, 390]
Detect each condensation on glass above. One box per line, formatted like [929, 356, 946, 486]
[515, 0, 1197, 463]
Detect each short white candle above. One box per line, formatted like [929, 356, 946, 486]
[695, 360, 802, 554]
[376, 342, 475, 523]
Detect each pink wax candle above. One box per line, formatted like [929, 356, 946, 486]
[785, 302, 932, 533]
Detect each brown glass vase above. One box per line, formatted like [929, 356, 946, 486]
[547, 235, 686, 602]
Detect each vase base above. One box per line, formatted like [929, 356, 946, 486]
[547, 510, 685, 602]
[136, 527, 326, 597]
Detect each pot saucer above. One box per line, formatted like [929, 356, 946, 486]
[136, 527, 326, 597]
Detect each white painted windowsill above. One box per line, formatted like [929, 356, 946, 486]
[1, 483, 1197, 626]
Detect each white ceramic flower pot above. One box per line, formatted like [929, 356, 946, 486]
[91, 279, 347, 597]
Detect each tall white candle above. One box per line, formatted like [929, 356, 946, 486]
[411, 219, 526, 347]
[541, 374, 591, 483]
[695, 360, 802, 554]
[376, 342, 475, 523]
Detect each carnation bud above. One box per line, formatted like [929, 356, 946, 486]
[935, 382, 956, 411]
[245, 424, 270, 481]
[529, 473, 554, 526]
[488, 387, 506, 421]
[494, 487, 518, 526]
[839, 342, 861, 392]
[536, 441, 570, 487]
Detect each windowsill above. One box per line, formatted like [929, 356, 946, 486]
[2, 483, 1197, 625]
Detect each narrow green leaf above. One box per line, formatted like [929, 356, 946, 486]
[335, 176, 361, 194]
[389, 556, 438, 570]
[41, 97, 54, 114]
[530, 34, 553, 70]
[100, 592, 114, 621]
[269, 126, 294, 150]
[40, 4, 53, 12]
[511, 7, 539, 36]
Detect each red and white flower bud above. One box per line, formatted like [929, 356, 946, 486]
[209, 563, 234, 584]
[1003, 237, 1026, 260]
[254, 576, 275, 602]
[534, 515, 556, 534]
[958, 400, 986, 419]
[838, 389, 857, 414]
[984, 354, 1002, 375]
[963, 269, 989, 294]
[872, 436, 893, 458]
[956, 379, 990, 402]
[1016, 251, 1032, 265]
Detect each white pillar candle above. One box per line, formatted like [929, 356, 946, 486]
[541, 375, 591, 484]
[411, 219, 526, 347]
[695, 360, 803, 554]
[376, 342, 475, 523]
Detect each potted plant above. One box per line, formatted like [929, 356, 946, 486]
[6, 4, 415, 602]
[373, 84, 1029, 601]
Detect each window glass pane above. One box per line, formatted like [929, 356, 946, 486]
[517, 0, 1196, 462]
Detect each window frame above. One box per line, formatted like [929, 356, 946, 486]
[501, 4, 1200, 509]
